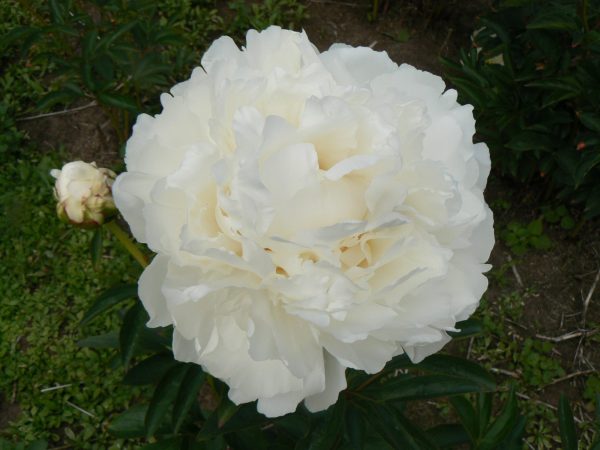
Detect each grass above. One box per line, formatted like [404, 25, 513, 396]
[0, 143, 147, 448]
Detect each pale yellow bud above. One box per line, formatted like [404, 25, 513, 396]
[51, 161, 117, 228]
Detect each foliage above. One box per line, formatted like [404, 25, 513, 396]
[1, 0, 308, 145]
[501, 204, 577, 254]
[76, 291, 528, 449]
[442, 0, 600, 218]
[0, 143, 146, 447]
[227, 0, 307, 38]
[501, 218, 552, 255]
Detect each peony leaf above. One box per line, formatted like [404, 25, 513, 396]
[450, 396, 479, 440]
[363, 374, 488, 402]
[35, 90, 78, 111]
[448, 318, 483, 339]
[220, 403, 270, 434]
[477, 392, 493, 434]
[499, 415, 527, 450]
[123, 353, 178, 386]
[109, 404, 148, 438]
[416, 354, 496, 390]
[97, 92, 138, 113]
[307, 400, 345, 450]
[120, 302, 149, 366]
[344, 405, 366, 449]
[139, 438, 182, 450]
[145, 364, 190, 437]
[172, 365, 206, 433]
[80, 284, 138, 326]
[558, 394, 578, 450]
[361, 402, 437, 450]
[478, 388, 519, 450]
[426, 424, 470, 447]
[580, 113, 600, 134]
[197, 403, 270, 441]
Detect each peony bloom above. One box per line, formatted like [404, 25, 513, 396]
[113, 26, 494, 417]
[51, 161, 117, 228]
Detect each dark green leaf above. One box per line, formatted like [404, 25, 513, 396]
[506, 131, 553, 152]
[363, 374, 488, 402]
[93, 55, 115, 84]
[120, 302, 149, 366]
[140, 438, 182, 450]
[97, 92, 138, 113]
[580, 113, 600, 133]
[527, 8, 577, 31]
[77, 331, 119, 349]
[345, 405, 365, 449]
[499, 415, 526, 450]
[450, 396, 478, 440]
[480, 17, 511, 44]
[417, 355, 495, 390]
[145, 364, 191, 436]
[99, 21, 138, 50]
[197, 401, 268, 441]
[575, 151, 600, 185]
[558, 394, 578, 450]
[0, 26, 36, 53]
[123, 353, 178, 386]
[49, 0, 65, 24]
[427, 424, 470, 448]
[478, 388, 518, 450]
[109, 404, 148, 438]
[220, 403, 271, 434]
[36, 90, 77, 111]
[477, 393, 492, 437]
[448, 319, 483, 339]
[361, 402, 435, 450]
[173, 365, 206, 433]
[82, 30, 99, 60]
[308, 400, 345, 450]
[81, 284, 137, 326]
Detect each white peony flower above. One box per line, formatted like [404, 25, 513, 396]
[113, 26, 494, 417]
[51, 161, 117, 228]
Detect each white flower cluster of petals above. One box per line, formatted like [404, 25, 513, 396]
[113, 26, 494, 417]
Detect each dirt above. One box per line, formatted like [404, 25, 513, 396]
[11, 0, 600, 444]
[19, 101, 120, 168]
[0, 396, 20, 431]
[303, 0, 491, 72]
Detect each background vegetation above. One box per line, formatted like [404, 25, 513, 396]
[1, 0, 599, 449]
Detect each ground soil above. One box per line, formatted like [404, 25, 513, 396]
[12, 0, 600, 445]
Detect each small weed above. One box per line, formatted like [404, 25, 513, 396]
[518, 339, 565, 387]
[584, 376, 600, 402]
[502, 218, 552, 255]
[541, 205, 576, 231]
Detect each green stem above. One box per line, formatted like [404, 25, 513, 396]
[105, 220, 148, 268]
[582, 0, 590, 33]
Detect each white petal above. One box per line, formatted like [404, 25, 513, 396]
[304, 352, 346, 412]
[321, 44, 397, 86]
[138, 255, 172, 327]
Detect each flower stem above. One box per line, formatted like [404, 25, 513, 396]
[105, 220, 148, 268]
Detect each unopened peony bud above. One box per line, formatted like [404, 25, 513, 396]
[50, 161, 117, 228]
